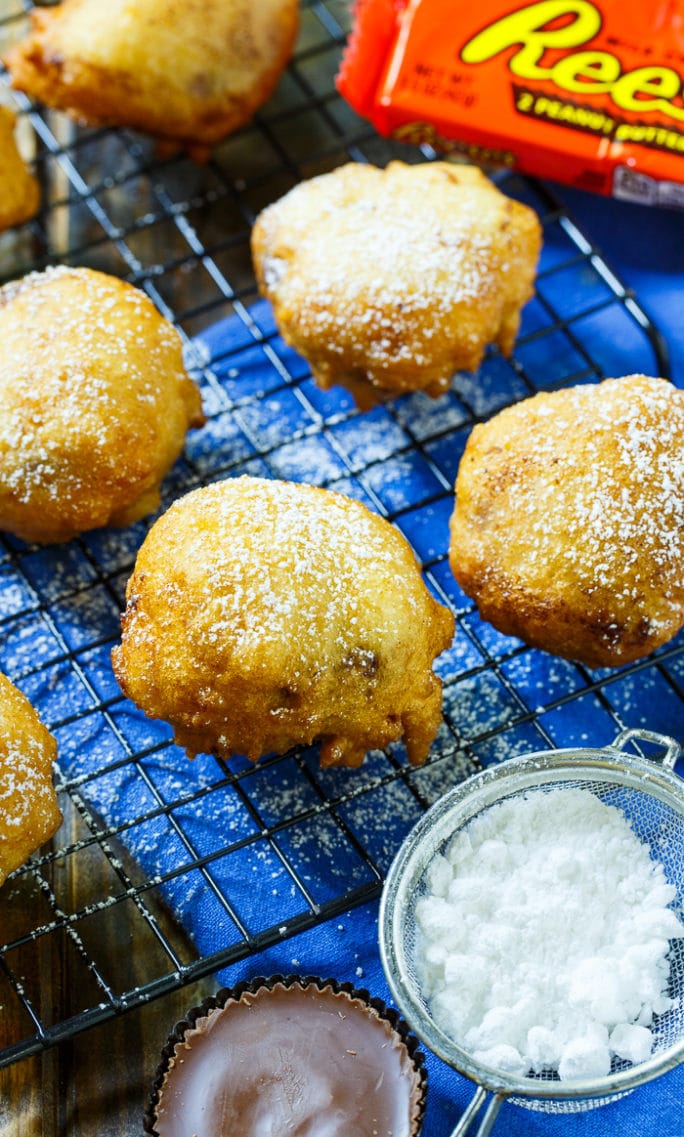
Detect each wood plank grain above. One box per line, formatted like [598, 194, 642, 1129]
[0, 791, 216, 1137]
[0, 977, 215, 1137]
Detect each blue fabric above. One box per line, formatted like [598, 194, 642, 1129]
[553, 184, 684, 391]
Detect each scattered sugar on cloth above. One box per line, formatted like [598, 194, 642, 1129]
[415, 788, 684, 1081]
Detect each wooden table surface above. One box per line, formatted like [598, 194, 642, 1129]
[0, 795, 217, 1137]
[1, 977, 216, 1137]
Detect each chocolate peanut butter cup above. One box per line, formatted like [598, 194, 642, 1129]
[144, 974, 427, 1137]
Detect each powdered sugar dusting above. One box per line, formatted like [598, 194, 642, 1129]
[523, 379, 681, 613]
[254, 162, 540, 387]
[0, 673, 60, 881]
[459, 374, 684, 652]
[1, 733, 53, 831]
[259, 198, 493, 368]
[0, 265, 197, 509]
[416, 786, 684, 1081]
[126, 477, 430, 672]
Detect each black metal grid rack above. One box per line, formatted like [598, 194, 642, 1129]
[0, 0, 681, 1070]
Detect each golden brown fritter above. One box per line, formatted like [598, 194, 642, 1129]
[3, 0, 299, 160]
[251, 161, 542, 409]
[112, 476, 455, 768]
[0, 103, 39, 231]
[0, 672, 61, 888]
[449, 375, 684, 668]
[0, 265, 205, 545]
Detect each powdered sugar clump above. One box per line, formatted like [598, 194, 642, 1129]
[416, 787, 684, 1081]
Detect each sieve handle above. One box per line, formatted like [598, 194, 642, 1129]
[611, 728, 681, 770]
[448, 1086, 505, 1137]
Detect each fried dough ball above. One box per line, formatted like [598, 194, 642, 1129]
[0, 672, 61, 887]
[3, 0, 298, 160]
[112, 476, 455, 768]
[449, 375, 684, 668]
[0, 104, 40, 231]
[251, 161, 542, 409]
[0, 265, 204, 545]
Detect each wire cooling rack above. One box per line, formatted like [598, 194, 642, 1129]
[0, 0, 681, 1070]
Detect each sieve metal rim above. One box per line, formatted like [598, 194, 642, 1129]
[379, 729, 684, 1107]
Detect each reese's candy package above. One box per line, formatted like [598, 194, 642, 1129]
[337, 0, 684, 209]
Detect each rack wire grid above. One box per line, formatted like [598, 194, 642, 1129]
[0, 0, 681, 1071]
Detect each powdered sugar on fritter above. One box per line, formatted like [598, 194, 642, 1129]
[510, 376, 684, 621]
[0, 265, 189, 504]
[253, 161, 540, 393]
[259, 177, 495, 368]
[126, 476, 425, 672]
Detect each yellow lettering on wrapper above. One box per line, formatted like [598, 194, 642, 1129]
[612, 67, 683, 116]
[551, 50, 619, 93]
[460, 0, 602, 78]
[460, 0, 684, 124]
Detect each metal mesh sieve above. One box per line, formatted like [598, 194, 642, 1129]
[379, 729, 684, 1137]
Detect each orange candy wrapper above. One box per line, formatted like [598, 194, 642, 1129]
[337, 0, 684, 208]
